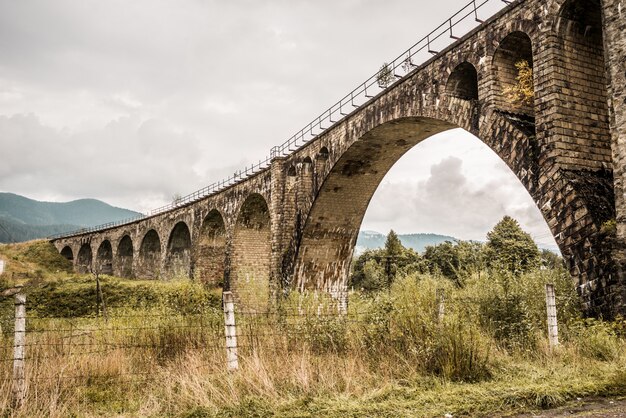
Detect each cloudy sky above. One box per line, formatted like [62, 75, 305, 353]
[0, 0, 558, 250]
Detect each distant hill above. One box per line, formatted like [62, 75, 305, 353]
[356, 230, 457, 254]
[0, 192, 142, 243]
[356, 230, 561, 254]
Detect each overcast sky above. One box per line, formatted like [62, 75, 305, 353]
[0, 0, 558, 250]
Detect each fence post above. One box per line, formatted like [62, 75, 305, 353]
[545, 283, 559, 348]
[437, 288, 445, 323]
[222, 291, 238, 371]
[13, 290, 26, 408]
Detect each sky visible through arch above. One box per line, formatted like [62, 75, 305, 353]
[0, 0, 557, 251]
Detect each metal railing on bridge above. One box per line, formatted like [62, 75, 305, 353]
[49, 0, 513, 240]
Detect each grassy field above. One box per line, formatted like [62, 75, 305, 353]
[0, 241, 625, 417]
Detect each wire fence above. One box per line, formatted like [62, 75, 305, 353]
[1, 279, 563, 408]
[47, 0, 514, 241]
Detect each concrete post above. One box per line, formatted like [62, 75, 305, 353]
[13, 291, 26, 408]
[545, 283, 559, 349]
[222, 291, 238, 371]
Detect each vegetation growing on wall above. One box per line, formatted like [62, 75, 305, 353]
[504, 59, 534, 107]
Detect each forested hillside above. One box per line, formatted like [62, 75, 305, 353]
[0, 193, 141, 243]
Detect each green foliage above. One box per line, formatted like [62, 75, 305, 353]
[541, 249, 564, 270]
[485, 216, 540, 275]
[8, 276, 221, 318]
[423, 240, 484, 286]
[600, 219, 617, 236]
[377, 62, 394, 88]
[429, 319, 492, 382]
[352, 275, 494, 382]
[569, 318, 621, 361]
[350, 230, 423, 292]
[22, 241, 73, 273]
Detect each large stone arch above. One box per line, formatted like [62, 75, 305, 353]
[116, 235, 134, 278]
[231, 193, 271, 310]
[76, 243, 93, 274]
[138, 229, 162, 279]
[166, 221, 192, 278]
[96, 240, 113, 275]
[194, 210, 226, 285]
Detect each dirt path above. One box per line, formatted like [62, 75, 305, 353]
[505, 397, 626, 417]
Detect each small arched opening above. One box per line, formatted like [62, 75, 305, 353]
[76, 243, 93, 274]
[60, 246, 74, 261]
[554, 0, 611, 151]
[231, 193, 271, 311]
[446, 62, 479, 100]
[116, 235, 134, 278]
[166, 222, 192, 278]
[139, 229, 161, 279]
[96, 240, 113, 275]
[492, 31, 534, 115]
[194, 210, 226, 286]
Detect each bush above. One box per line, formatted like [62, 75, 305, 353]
[428, 319, 492, 382]
[570, 318, 621, 361]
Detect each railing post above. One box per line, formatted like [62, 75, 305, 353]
[545, 283, 559, 348]
[13, 290, 26, 408]
[222, 291, 238, 371]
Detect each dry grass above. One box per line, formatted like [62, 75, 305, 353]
[0, 296, 624, 418]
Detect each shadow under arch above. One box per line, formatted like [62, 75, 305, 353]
[116, 235, 133, 278]
[77, 243, 93, 274]
[446, 62, 478, 101]
[60, 246, 73, 261]
[492, 30, 534, 115]
[194, 209, 226, 286]
[231, 193, 271, 311]
[166, 221, 192, 278]
[96, 240, 113, 275]
[139, 229, 161, 279]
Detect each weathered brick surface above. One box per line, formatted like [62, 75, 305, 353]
[52, 0, 626, 318]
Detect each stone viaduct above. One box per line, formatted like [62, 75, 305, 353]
[52, 0, 626, 318]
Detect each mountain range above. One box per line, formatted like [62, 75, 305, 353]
[356, 230, 457, 254]
[0, 192, 142, 243]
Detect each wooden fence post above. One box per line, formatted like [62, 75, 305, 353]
[13, 291, 26, 408]
[545, 283, 559, 348]
[222, 291, 238, 371]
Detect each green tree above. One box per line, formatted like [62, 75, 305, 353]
[485, 216, 540, 274]
[383, 230, 403, 286]
[423, 240, 486, 287]
[350, 230, 422, 292]
[540, 249, 564, 270]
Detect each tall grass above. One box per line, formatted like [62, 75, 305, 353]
[0, 269, 625, 417]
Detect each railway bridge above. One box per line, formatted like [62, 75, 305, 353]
[52, 0, 626, 318]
